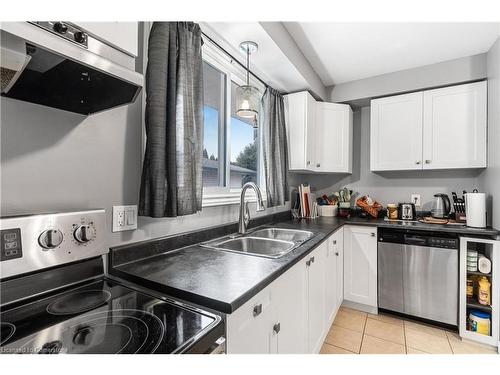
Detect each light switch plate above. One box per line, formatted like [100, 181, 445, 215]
[411, 194, 421, 207]
[112, 205, 138, 232]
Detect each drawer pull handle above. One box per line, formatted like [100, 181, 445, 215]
[332, 240, 337, 245]
[310, 256, 315, 263]
[335, 252, 339, 256]
[425, 160, 431, 164]
[273, 322, 281, 334]
[306, 259, 311, 267]
[371, 233, 375, 237]
[253, 304, 262, 317]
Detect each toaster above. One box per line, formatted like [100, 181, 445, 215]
[398, 203, 416, 220]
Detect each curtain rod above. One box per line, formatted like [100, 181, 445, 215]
[201, 31, 269, 89]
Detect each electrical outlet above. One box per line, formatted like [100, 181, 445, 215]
[411, 194, 421, 207]
[113, 205, 138, 232]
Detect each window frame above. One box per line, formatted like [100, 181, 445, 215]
[202, 41, 267, 207]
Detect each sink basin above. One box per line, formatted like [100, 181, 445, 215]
[250, 228, 313, 243]
[209, 237, 295, 258]
[200, 227, 314, 259]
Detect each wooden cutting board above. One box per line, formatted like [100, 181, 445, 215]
[419, 216, 464, 225]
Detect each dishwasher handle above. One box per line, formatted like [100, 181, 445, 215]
[404, 235, 427, 246]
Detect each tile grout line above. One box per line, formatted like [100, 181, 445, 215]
[403, 320, 408, 354]
[446, 332, 455, 354]
[358, 313, 368, 354]
[323, 342, 357, 354]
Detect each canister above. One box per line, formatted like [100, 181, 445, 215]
[468, 310, 491, 335]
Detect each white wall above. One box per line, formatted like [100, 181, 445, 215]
[289, 108, 482, 211]
[479, 37, 500, 228]
[0, 97, 288, 249]
[328, 54, 487, 106]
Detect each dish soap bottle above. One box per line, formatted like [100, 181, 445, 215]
[478, 276, 491, 305]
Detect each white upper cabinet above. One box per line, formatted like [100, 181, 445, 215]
[73, 22, 139, 56]
[422, 81, 487, 169]
[370, 92, 424, 171]
[285, 91, 353, 173]
[315, 103, 353, 173]
[285, 91, 316, 170]
[370, 81, 487, 171]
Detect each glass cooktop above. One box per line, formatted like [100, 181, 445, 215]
[0, 279, 217, 354]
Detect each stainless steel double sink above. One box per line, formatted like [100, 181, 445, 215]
[200, 227, 314, 259]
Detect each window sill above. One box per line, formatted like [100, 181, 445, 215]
[202, 191, 267, 208]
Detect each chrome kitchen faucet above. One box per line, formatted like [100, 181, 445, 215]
[238, 182, 265, 234]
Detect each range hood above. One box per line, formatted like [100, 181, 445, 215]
[0, 22, 143, 115]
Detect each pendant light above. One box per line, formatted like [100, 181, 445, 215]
[236, 41, 260, 125]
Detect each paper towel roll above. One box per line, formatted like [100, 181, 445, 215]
[465, 192, 486, 228]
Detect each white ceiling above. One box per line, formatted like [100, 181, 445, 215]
[201, 22, 310, 93]
[284, 22, 500, 86]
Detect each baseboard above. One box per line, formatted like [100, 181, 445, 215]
[341, 300, 378, 314]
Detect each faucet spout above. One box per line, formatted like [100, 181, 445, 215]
[238, 182, 266, 234]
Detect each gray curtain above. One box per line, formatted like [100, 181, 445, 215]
[261, 87, 289, 207]
[139, 22, 204, 218]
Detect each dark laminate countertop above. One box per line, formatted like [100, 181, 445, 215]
[109, 214, 498, 314]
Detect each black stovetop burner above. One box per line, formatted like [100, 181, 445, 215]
[0, 279, 219, 354]
[46, 289, 112, 315]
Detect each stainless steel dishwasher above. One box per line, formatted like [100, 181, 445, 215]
[378, 228, 459, 326]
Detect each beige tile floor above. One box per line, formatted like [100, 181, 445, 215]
[321, 307, 498, 355]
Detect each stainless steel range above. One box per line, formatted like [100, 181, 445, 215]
[0, 210, 225, 354]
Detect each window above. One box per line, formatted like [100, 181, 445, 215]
[202, 62, 225, 188]
[201, 46, 266, 205]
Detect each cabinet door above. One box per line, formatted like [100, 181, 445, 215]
[422, 81, 487, 169]
[305, 93, 317, 170]
[343, 226, 378, 307]
[335, 228, 344, 310]
[325, 234, 337, 326]
[315, 102, 353, 173]
[272, 260, 308, 354]
[226, 286, 273, 354]
[284, 91, 316, 171]
[307, 243, 327, 353]
[370, 92, 424, 171]
[73, 22, 139, 56]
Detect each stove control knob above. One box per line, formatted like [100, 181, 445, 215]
[73, 225, 95, 243]
[73, 31, 87, 44]
[53, 22, 68, 34]
[39, 229, 64, 249]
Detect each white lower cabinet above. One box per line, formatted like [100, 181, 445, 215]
[307, 243, 327, 353]
[343, 225, 378, 308]
[325, 228, 344, 326]
[226, 230, 343, 354]
[272, 258, 308, 353]
[459, 237, 499, 346]
[225, 285, 274, 354]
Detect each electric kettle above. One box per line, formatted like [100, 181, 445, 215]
[431, 193, 451, 218]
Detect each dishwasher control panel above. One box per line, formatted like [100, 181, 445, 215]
[378, 228, 458, 249]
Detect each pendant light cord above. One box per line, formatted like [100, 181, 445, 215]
[246, 47, 250, 85]
[201, 31, 268, 88]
